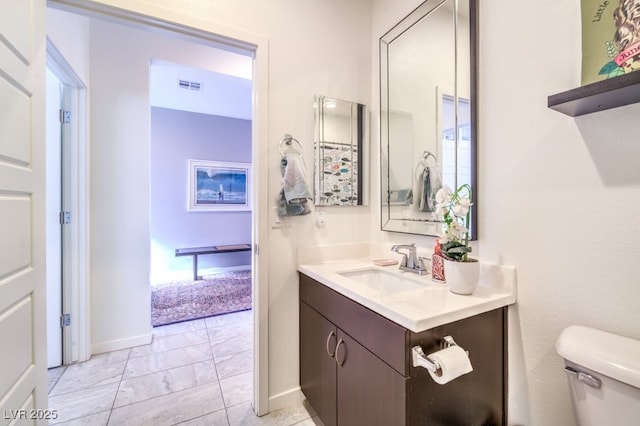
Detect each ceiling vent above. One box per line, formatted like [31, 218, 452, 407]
[178, 79, 202, 91]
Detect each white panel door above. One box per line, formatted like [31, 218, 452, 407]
[0, 0, 48, 421]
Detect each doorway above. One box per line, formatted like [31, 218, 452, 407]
[47, 1, 269, 415]
[148, 59, 253, 326]
[45, 38, 91, 367]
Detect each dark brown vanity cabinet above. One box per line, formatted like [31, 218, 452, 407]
[299, 273, 507, 426]
[300, 302, 407, 426]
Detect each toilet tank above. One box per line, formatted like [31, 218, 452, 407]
[556, 325, 640, 426]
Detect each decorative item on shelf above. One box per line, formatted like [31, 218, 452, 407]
[431, 240, 446, 283]
[581, 0, 640, 85]
[436, 183, 479, 295]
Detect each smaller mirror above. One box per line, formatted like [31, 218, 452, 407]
[314, 95, 367, 206]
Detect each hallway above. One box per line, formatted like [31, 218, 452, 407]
[47, 311, 319, 425]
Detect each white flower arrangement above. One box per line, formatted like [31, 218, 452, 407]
[435, 183, 473, 262]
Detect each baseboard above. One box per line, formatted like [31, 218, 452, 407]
[91, 333, 152, 355]
[268, 387, 305, 412]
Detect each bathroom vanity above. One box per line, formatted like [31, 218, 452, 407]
[298, 245, 516, 426]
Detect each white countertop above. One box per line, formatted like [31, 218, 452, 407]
[298, 246, 516, 333]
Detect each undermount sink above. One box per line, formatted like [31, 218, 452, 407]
[338, 268, 428, 293]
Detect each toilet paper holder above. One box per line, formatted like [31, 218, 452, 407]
[411, 336, 466, 373]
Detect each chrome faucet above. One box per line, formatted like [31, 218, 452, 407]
[391, 243, 428, 275]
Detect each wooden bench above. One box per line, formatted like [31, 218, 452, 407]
[175, 244, 252, 281]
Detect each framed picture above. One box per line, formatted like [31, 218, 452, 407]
[188, 159, 251, 211]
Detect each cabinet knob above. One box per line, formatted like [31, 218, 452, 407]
[335, 338, 346, 367]
[326, 330, 337, 357]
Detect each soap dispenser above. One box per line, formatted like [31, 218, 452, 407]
[432, 240, 446, 283]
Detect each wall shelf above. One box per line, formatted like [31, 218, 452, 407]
[548, 71, 640, 117]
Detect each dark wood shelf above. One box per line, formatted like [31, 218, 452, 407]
[548, 71, 640, 117]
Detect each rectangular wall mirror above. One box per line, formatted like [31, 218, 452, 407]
[380, 0, 477, 237]
[314, 95, 368, 206]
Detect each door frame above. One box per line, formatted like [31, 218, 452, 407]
[45, 65, 63, 368]
[48, 0, 270, 415]
[46, 38, 91, 365]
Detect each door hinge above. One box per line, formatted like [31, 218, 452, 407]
[254, 243, 259, 255]
[60, 313, 71, 328]
[59, 109, 71, 124]
[60, 211, 71, 225]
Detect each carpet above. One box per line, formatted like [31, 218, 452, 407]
[151, 270, 252, 327]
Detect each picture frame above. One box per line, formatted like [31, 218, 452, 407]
[188, 159, 251, 211]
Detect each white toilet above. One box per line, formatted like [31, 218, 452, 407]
[556, 325, 640, 425]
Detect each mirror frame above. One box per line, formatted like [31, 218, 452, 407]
[379, 0, 478, 239]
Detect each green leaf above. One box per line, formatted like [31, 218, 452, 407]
[447, 246, 472, 254]
[598, 61, 620, 75]
[608, 68, 626, 78]
[441, 240, 471, 262]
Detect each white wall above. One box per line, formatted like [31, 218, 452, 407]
[47, 8, 91, 82]
[87, 19, 153, 350]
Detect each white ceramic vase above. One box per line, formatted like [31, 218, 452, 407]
[443, 258, 480, 295]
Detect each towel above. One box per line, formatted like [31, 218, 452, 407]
[277, 154, 312, 216]
[418, 167, 431, 212]
[418, 165, 442, 212]
[408, 165, 424, 211]
[410, 164, 424, 211]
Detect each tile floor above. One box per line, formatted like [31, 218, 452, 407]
[47, 310, 320, 425]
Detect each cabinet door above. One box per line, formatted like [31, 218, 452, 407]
[300, 301, 338, 426]
[336, 330, 407, 426]
[408, 308, 506, 425]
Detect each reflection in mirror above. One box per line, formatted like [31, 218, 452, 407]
[441, 92, 471, 189]
[314, 95, 367, 206]
[380, 0, 477, 237]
